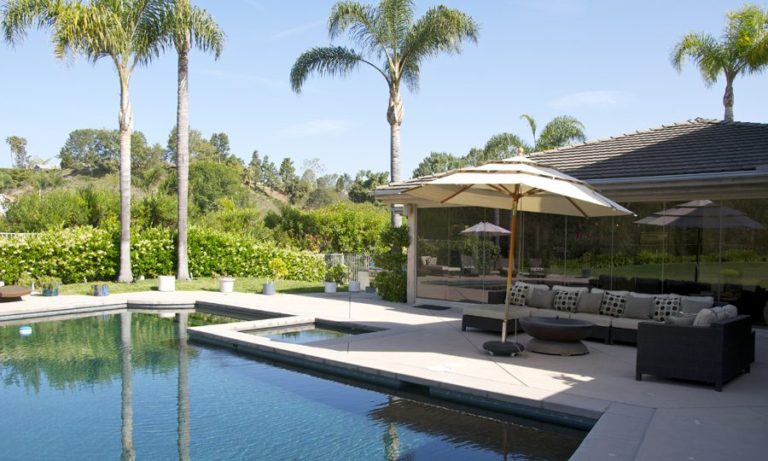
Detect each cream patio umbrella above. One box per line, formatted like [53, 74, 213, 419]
[635, 200, 764, 282]
[403, 156, 633, 351]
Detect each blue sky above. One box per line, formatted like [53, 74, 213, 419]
[1, 0, 766, 178]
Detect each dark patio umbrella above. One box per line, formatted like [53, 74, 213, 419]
[635, 200, 764, 282]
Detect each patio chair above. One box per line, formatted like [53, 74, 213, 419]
[528, 258, 547, 278]
[0, 285, 31, 302]
[460, 254, 479, 276]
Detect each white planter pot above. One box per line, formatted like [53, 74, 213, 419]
[348, 281, 361, 292]
[219, 277, 235, 293]
[157, 275, 175, 292]
[324, 281, 337, 293]
[263, 282, 276, 295]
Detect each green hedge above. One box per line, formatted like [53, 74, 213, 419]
[0, 226, 325, 284]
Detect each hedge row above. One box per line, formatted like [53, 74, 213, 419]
[0, 226, 325, 284]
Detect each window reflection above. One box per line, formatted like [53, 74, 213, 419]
[415, 199, 767, 322]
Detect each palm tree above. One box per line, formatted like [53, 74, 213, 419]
[477, 115, 586, 163]
[159, 0, 223, 281]
[522, 114, 586, 152]
[3, 0, 168, 282]
[290, 0, 478, 226]
[672, 4, 768, 122]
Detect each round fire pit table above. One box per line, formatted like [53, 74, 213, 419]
[519, 317, 594, 356]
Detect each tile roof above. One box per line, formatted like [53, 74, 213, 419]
[529, 118, 768, 180]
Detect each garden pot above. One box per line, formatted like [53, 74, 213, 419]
[219, 277, 235, 294]
[324, 281, 337, 293]
[581, 269, 592, 278]
[42, 286, 59, 297]
[263, 282, 276, 295]
[157, 275, 175, 292]
[348, 281, 361, 292]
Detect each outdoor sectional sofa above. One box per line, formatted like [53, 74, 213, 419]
[461, 281, 740, 345]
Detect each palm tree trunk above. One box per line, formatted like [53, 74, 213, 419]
[387, 91, 404, 227]
[117, 68, 133, 283]
[176, 33, 191, 281]
[723, 74, 735, 122]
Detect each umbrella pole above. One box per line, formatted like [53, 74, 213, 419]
[502, 200, 520, 343]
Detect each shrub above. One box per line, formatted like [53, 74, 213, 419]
[374, 225, 410, 302]
[325, 263, 348, 284]
[131, 227, 175, 277]
[267, 257, 289, 281]
[0, 225, 325, 284]
[0, 226, 117, 283]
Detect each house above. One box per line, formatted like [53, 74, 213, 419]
[375, 119, 768, 320]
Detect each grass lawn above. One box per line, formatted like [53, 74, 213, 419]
[59, 277, 339, 296]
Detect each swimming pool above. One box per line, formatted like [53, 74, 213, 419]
[0, 311, 584, 460]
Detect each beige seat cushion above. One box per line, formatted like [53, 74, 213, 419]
[680, 295, 714, 314]
[571, 312, 612, 327]
[610, 317, 647, 330]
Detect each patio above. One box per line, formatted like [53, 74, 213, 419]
[1, 290, 766, 460]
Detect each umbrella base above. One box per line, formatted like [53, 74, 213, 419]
[483, 341, 525, 357]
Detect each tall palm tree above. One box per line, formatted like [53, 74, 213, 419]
[290, 0, 478, 226]
[672, 4, 768, 122]
[159, 0, 223, 281]
[3, 0, 167, 282]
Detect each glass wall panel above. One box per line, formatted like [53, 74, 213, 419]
[414, 198, 768, 323]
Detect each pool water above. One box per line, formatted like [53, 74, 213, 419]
[246, 323, 369, 344]
[0, 312, 584, 460]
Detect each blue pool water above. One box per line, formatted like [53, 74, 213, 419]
[246, 323, 369, 344]
[0, 312, 584, 460]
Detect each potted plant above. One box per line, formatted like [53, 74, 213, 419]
[219, 273, 235, 294]
[324, 263, 348, 293]
[17, 272, 35, 291]
[39, 276, 61, 297]
[264, 257, 288, 295]
[157, 275, 176, 292]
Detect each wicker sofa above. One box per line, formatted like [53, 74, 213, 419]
[636, 315, 755, 391]
[461, 282, 723, 345]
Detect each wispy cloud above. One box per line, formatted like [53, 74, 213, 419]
[550, 90, 629, 109]
[198, 69, 288, 89]
[269, 19, 325, 42]
[278, 119, 353, 138]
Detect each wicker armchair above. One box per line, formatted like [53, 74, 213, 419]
[635, 315, 754, 391]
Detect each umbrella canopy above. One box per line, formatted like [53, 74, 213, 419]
[459, 221, 511, 236]
[635, 200, 764, 282]
[635, 200, 764, 229]
[403, 156, 633, 345]
[405, 156, 631, 218]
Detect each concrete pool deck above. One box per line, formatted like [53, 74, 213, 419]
[1, 290, 766, 460]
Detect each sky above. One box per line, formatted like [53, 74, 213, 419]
[1, 0, 767, 179]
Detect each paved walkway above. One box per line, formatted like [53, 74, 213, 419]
[1, 290, 766, 460]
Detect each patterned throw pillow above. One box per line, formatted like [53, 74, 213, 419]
[553, 290, 581, 312]
[652, 295, 681, 321]
[599, 291, 627, 317]
[509, 282, 528, 306]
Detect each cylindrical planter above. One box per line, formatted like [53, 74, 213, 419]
[263, 282, 276, 295]
[219, 277, 235, 294]
[348, 281, 361, 292]
[158, 275, 175, 292]
[324, 282, 337, 293]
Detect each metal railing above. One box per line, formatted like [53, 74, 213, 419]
[323, 253, 374, 281]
